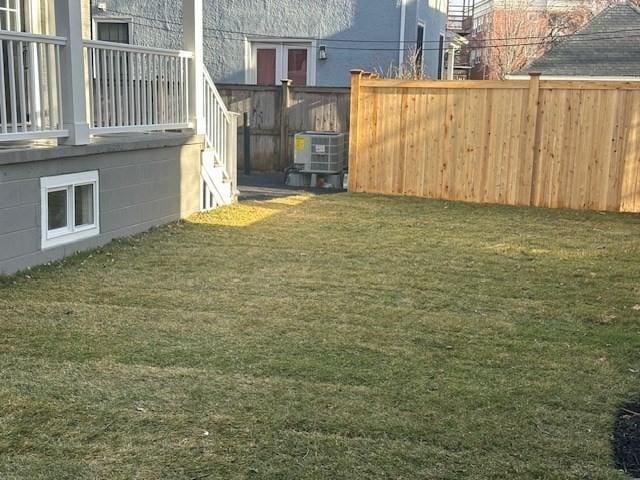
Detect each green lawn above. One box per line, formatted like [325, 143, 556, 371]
[1, 193, 639, 479]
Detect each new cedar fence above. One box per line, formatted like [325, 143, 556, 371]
[348, 71, 640, 213]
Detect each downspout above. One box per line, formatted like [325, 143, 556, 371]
[398, 0, 406, 74]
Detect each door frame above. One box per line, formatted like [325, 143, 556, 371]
[246, 38, 317, 86]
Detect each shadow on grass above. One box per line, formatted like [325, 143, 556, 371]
[0, 193, 315, 286]
[1, 192, 640, 478]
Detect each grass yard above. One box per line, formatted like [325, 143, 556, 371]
[1, 193, 640, 479]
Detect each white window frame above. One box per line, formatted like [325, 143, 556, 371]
[0, 0, 21, 31]
[246, 38, 317, 86]
[40, 171, 100, 250]
[92, 16, 133, 43]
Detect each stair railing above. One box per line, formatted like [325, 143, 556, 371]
[203, 68, 239, 189]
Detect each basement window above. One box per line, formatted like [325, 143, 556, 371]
[40, 171, 100, 249]
[94, 17, 132, 44]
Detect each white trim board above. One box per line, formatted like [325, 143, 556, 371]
[246, 38, 317, 86]
[399, 0, 407, 71]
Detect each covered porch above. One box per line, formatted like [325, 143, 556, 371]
[0, 0, 237, 207]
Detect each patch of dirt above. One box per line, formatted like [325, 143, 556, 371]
[613, 400, 640, 477]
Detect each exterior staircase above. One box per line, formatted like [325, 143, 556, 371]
[200, 69, 240, 210]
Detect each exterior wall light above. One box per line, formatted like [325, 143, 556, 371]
[319, 45, 328, 60]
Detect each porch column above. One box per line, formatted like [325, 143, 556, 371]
[183, 0, 205, 135]
[54, 0, 90, 145]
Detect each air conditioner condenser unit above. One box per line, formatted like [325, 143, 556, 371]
[293, 132, 347, 174]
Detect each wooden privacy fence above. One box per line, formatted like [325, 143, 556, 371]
[218, 82, 350, 171]
[348, 71, 640, 213]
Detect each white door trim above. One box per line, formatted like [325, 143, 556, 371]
[247, 39, 317, 86]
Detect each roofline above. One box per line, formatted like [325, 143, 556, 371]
[516, 2, 640, 76]
[550, 1, 640, 47]
[626, 0, 640, 16]
[507, 74, 640, 81]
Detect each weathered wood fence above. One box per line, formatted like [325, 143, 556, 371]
[218, 82, 350, 171]
[348, 71, 640, 213]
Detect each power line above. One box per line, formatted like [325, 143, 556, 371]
[123, 17, 640, 53]
[208, 25, 640, 45]
[103, 7, 640, 46]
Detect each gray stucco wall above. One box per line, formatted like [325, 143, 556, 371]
[0, 134, 202, 275]
[415, 0, 449, 79]
[92, 0, 448, 85]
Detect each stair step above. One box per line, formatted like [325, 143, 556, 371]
[201, 153, 234, 209]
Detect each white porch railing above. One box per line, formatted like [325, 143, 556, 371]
[203, 68, 238, 183]
[0, 0, 234, 151]
[0, 30, 67, 141]
[84, 40, 193, 134]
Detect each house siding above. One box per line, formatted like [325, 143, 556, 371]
[409, 0, 449, 79]
[93, 0, 448, 86]
[0, 135, 202, 275]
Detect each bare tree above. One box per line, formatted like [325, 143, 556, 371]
[470, 0, 609, 79]
[374, 48, 431, 80]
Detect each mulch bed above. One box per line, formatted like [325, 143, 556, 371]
[613, 400, 640, 477]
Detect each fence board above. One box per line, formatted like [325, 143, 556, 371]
[349, 73, 640, 213]
[218, 83, 350, 171]
[621, 92, 640, 211]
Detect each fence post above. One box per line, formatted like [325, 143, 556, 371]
[348, 70, 364, 191]
[54, 0, 89, 145]
[525, 72, 542, 206]
[183, 0, 205, 135]
[280, 79, 292, 169]
[227, 113, 239, 198]
[243, 112, 251, 175]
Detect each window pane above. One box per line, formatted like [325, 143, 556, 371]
[0, 0, 21, 32]
[75, 184, 94, 227]
[416, 25, 424, 71]
[287, 49, 307, 86]
[97, 23, 130, 44]
[48, 190, 67, 231]
[256, 48, 276, 86]
[437, 35, 445, 79]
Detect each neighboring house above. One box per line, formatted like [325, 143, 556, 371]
[511, 2, 640, 79]
[91, 0, 450, 86]
[465, 0, 605, 78]
[472, 0, 600, 18]
[0, 0, 236, 275]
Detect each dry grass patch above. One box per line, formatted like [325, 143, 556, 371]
[1, 193, 639, 479]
